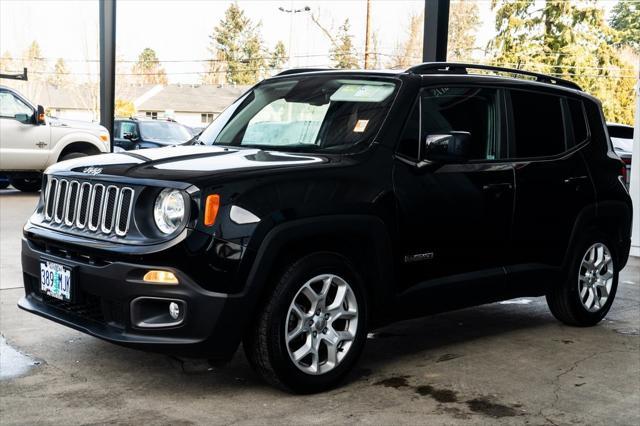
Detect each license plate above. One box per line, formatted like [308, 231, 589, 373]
[40, 261, 72, 301]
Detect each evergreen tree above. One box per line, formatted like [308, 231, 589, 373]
[206, 3, 267, 85]
[132, 48, 168, 85]
[609, 0, 640, 53]
[270, 40, 288, 70]
[49, 58, 70, 86]
[24, 40, 45, 76]
[490, 0, 636, 125]
[330, 19, 359, 69]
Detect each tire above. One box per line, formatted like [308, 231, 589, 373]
[546, 232, 619, 327]
[60, 152, 88, 161]
[9, 176, 42, 192]
[244, 252, 368, 393]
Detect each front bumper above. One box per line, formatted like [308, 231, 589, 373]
[19, 237, 244, 359]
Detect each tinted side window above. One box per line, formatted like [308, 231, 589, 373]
[396, 100, 420, 159]
[421, 87, 500, 160]
[568, 99, 588, 145]
[510, 90, 565, 158]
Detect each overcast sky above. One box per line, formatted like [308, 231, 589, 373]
[0, 0, 618, 84]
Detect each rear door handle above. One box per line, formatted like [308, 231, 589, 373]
[563, 176, 588, 184]
[482, 183, 513, 191]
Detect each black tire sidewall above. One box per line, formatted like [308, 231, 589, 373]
[61, 152, 88, 161]
[564, 233, 619, 325]
[266, 253, 368, 393]
[9, 177, 42, 192]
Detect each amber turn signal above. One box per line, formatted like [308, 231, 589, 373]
[204, 194, 220, 226]
[99, 134, 109, 142]
[143, 270, 179, 284]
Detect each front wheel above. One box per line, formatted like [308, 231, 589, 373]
[244, 252, 367, 393]
[9, 176, 42, 192]
[546, 233, 619, 326]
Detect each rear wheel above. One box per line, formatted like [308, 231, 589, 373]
[244, 252, 367, 393]
[9, 176, 42, 192]
[546, 233, 618, 326]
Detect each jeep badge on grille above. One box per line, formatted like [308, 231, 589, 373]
[82, 167, 102, 175]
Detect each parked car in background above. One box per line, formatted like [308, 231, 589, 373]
[607, 123, 633, 188]
[113, 118, 193, 151]
[19, 64, 632, 393]
[0, 85, 109, 192]
[185, 125, 205, 137]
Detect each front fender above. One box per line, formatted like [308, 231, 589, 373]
[206, 215, 395, 356]
[48, 131, 109, 164]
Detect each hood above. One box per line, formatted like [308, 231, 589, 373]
[142, 137, 193, 146]
[46, 145, 331, 183]
[48, 116, 108, 133]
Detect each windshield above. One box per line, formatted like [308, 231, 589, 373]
[138, 121, 192, 143]
[197, 76, 398, 152]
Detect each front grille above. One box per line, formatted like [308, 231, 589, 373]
[44, 177, 134, 236]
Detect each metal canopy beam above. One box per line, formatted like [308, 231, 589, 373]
[99, 0, 116, 151]
[423, 0, 450, 62]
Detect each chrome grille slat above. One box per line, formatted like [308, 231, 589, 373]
[54, 180, 68, 223]
[64, 181, 80, 226]
[44, 178, 58, 220]
[88, 184, 105, 231]
[115, 187, 134, 236]
[42, 177, 135, 237]
[76, 182, 92, 229]
[101, 186, 119, 234]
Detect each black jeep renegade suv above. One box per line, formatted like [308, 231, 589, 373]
[19, 63, 632, 393]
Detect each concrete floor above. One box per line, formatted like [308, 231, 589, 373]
[1, 190, 639, 425]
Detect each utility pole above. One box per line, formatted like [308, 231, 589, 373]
[364, 0, 373, 69]
[630, 60, 640, 257]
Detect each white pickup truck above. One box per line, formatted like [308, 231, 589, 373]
[0, 85, 110, 192]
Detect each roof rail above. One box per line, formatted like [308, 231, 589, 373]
[275, 68, 333, 76]
[406, 62, 582, 91]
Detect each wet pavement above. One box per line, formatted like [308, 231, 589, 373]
[0, 335, 41, 381]
[1, 191, 639, 425]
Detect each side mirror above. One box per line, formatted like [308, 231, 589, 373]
[423, 131, 473, 163]
[123, 132, 138, 141]
[14, 113, 31, 124]
[36, 105, 46, 125]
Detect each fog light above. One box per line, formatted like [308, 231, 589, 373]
[143, 270, 179, 284]
[169, 302, 180, 320]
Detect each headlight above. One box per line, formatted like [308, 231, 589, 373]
[153, 189, 186, 234]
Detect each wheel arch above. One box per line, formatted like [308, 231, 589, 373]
[57, 141, 103, 162]
[242, 215, 395, 327]
[564, 201, 632, 270]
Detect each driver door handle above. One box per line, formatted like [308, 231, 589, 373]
[563, 176, 588, 184]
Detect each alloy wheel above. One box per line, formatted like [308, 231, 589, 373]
[285, 273, 358, 375]
[578, 243, 614, 313]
